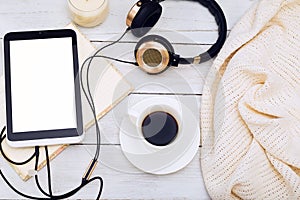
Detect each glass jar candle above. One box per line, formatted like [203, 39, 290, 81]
[68, 0, 109, 27]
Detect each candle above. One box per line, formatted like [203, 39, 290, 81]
[68, 0, 109, 27]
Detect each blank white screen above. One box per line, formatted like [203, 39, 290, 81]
[10, 38, 77, 133]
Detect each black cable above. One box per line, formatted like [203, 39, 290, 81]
[0, 1, 227, 197]
[33, 147, 55, 197]
[33, 146, 53, 198]
[79, 53, 137, 114]
[33, 146, 50, 197]
[0, 135, 46, 200]
[87, 29, 130, 160]
[0, 127, 37, 166]
[34, 145, 104, 200]
[0, 146, 51, 200]
[0, 135, 103, 200]
[91, 55, 138, 66]
[0, 167, 104, 200]
[79, 53, 136, 114]
[0, 29, 130, 200]
[80, 28, 132, 115]
[0, 29, 132, 200]
[80, 28, 131, 161]
[0, 126, 5, 138]
[44, 147, 53, 196]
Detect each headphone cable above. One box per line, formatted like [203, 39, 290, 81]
[0, 29, 134, 200]
[0, 130, 104, 200]
[80, 27, 133, 161]
[0, 127, 37, 166]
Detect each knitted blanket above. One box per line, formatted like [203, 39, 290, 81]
[200, 0, 300, 199]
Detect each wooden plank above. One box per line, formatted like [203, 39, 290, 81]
[217, 0, 258, 28]
[0, 0, 259, 199]
[0, 145, 209, 200]
[0, 0, 256, 43]
[87, 42, 211, 94]
[0, 41, 211, 94]
[0, 84, 206, 197]
[0, 93, 202, 199]
[83, 94, 201, 145]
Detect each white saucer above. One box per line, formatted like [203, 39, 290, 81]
[120, 97, 200, 175]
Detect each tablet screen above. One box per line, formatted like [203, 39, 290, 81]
[9, 37, 77, 133]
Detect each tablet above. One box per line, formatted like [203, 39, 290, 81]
[4, 29, 84, 148]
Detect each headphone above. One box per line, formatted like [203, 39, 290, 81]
[0, 1, 227, 199]
[126, 0, 227, 74]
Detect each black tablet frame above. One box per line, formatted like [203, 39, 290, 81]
[4, 29, 84, 142]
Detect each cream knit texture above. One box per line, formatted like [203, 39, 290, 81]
[200, 0, 300, 199]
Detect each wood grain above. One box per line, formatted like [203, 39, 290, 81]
[0, 0, 258, 199]
[0, 146, 209, 199]
[0, 0, 257, 43]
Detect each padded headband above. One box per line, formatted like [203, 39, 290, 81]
[178, 0, 227, 64]
[127, 0, 227, 65]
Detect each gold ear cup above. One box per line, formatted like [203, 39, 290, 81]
[126, 2, 142, 27]
[142, 48, 162, 67]
[136, 41, 170, 74]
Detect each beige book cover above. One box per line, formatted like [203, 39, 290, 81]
[0, 23, 133, 181]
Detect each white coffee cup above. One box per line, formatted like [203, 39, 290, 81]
[127, 97, 183, 149]
[120, 96, 200, 174]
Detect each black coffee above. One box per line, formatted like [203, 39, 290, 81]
[142, 111, 178, 146]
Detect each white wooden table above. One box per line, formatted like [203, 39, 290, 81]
[0, 0, 256, 199]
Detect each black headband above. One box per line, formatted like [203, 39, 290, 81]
[159, 0, 227, 65]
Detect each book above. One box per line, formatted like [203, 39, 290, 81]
[0, 23, 133, 181]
